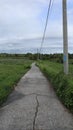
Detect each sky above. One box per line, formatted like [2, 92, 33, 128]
[0, 0, 73, 43]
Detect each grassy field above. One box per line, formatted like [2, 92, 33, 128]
[37, 60, 73, 113]
[0, 58, 32, 106]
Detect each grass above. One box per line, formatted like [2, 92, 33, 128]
[0, 58, 32, 106]
[37, 60, 73, 113]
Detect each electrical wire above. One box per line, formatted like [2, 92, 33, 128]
[39, 0, 54, 55]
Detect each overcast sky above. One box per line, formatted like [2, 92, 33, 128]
[0, 0, 73, 42]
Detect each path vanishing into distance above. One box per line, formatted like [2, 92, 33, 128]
[0, 63, 73, 130]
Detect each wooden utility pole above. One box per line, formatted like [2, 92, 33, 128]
[62, 0, 68, 74]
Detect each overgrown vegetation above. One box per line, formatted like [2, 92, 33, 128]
[37, 61, 73, 113]
[0, 56, 32, 106]
[0, 53, 73, 111]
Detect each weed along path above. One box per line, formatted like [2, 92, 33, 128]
[0, 63, 73, 130]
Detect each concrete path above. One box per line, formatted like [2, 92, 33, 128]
[0, 63, 73, 130]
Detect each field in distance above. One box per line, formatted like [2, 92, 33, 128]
[0, 56, 32, 106]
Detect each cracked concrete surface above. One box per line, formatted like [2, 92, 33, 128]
[33, 96, 39, 130]
[0, 63, 73, 130]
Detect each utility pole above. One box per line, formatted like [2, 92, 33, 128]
[62, 0, 68, 74]
[37, 48, 39, 60]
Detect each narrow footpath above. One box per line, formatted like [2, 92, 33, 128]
[0, 63, 73, 130]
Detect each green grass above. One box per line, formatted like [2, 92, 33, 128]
[37, 60, 73, 113]
[0, 58, 32, 105]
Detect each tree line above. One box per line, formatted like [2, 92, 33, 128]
[0, 53, 73, 63]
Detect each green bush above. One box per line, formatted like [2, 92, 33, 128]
[37, 61, 73, 113]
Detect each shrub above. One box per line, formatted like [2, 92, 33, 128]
[37, 61, 73, 113]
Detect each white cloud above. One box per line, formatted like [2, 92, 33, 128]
[0, 0, 72, 42]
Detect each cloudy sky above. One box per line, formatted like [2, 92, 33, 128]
[0, 0, 73, 42]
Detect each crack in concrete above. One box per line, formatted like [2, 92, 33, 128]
[33, 95, 39, 130]
[24, 93, 55, 99]
[0, 93, 55, 110]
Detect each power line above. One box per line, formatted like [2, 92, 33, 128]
[39, 0, 54, 56]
